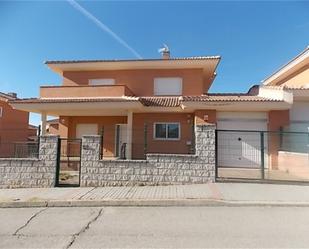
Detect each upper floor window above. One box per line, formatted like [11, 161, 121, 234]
[89, 78, 115, 86]
[154, 77, 182, 96]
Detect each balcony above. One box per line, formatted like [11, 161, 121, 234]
[40, 85, 135, 98]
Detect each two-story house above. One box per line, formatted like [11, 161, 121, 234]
[0, 92, 36, 157]
[9, 50, 292, 168]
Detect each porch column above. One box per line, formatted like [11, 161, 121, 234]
[126, 110, 133, 159]
[41, 112, 47, 136]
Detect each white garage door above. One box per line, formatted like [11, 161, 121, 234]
[76, 124, 98, 139]
[217, 112, 268, 168]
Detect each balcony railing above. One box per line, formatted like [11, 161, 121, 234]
[40, 85, 135, 98]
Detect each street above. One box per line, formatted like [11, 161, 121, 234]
[0, 206, 309, 248]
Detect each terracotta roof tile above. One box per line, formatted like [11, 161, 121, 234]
[182, 95, 282, 102]
[262, 85, 309, 90]
[0, 92, 18, 101]
[9, 97, 139, 104]
[9, 94, 282, 106]
[139, 97, 181, 107]
[45, 56, 221, 65]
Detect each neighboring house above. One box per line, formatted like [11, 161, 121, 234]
[0, 92, 34, 157]
[259, 46, 309, 177]
[262, 46, 309, 134]
[9, 50, 292, 167]
[28, 124, 39, 141]
[46, 118, 59, 135]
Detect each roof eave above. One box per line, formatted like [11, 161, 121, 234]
[45, 57, 221, 74]
[262, 46, 309, 86]
[183, 100, 291, 111]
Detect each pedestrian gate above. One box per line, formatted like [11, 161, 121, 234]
[56, 138, 82, 187]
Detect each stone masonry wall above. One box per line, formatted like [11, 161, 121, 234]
[0, 136, 58, 188]
[81, 124, 215, 187]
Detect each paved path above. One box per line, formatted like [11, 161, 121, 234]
[1, 206, 309, 248]
[1, 183, 309, 207]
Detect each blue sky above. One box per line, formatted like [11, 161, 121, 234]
[0, 1, 309, 124]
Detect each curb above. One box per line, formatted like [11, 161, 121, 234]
[2, 199, 309, 208]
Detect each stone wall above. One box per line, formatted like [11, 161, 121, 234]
[81, 124, 215, 187]
[0, 136, 58, 188]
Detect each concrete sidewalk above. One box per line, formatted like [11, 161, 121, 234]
[1, 183, 309, 207]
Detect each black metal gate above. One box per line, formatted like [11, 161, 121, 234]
[216, 130, 309, 183]
[56, 138, 82, 187]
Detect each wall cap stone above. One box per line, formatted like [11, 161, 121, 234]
[147, 153, 198, 158]
[100, 159, 147, 163]
[196, 124, 216, 127]
[0, 158, 39, 161]
[40, 135, 59, 138]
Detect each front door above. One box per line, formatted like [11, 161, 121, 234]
[115, 124, 127, 158]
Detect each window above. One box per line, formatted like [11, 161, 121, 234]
[0, 107, 2, 117]
[154, 77, 182, 95]
[89, 78, 115, 85]
[154, 123, 180, 140]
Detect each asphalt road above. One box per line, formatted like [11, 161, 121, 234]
[0, 206, 309, 248]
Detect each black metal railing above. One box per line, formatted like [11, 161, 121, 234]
[216, 129, 309, 183]
[0, 142, 39, 158]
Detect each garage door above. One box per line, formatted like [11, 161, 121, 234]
[217, 112, 268, 168]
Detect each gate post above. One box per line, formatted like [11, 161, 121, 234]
[260, 132, 265, 180]
[144, 123, 148, 159]
[55, 137, 61, 186]
[215, 129, 218, 179]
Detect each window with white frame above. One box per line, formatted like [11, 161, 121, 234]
[154, 123, 180, 140]
[89, 78, 115, 85]
[154, 77, 182, 95]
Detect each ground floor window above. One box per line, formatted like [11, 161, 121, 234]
[154, 123, 180, 140]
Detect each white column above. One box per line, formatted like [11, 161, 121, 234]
[41, 112, 47, 136]
[126, 110, 133, 159]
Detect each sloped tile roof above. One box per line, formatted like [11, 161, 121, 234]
[139, 97, 181, 107]
[9, 97, 139, 104]
[0, 92, 17, 101]
[9, 94, 282, 107]
[182, 94, 282, 102]
[261, 85, 309, 90]
[45, 56, 221, 65]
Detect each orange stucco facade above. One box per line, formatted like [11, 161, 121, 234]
[194, 110, 217, 125]
[274, 65, 309, 87]
[62, 68, 207, 96]
[132, 113, 195, 159]
[267, 110, 290, 170]
[57, 113, 195, 159]
[40, 85, 134, 98]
